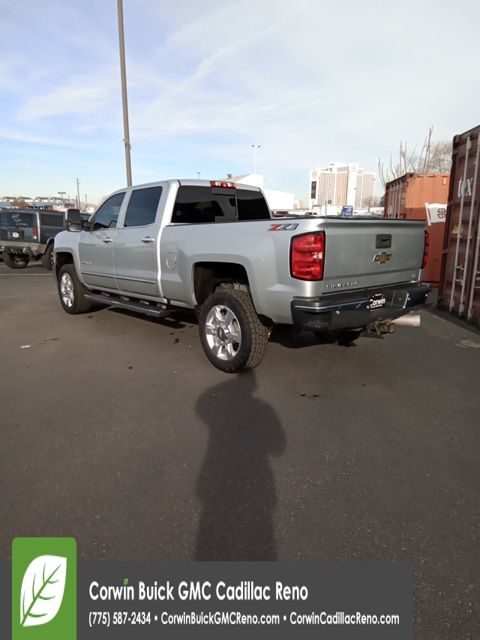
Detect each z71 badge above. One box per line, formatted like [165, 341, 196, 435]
[268, 223, 299, 231]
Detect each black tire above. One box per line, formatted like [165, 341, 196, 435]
[41, 243, 54, 270]
[4, 253, 29, 269]
[57, 264, 95, 314]
[199, 288, 269, 373]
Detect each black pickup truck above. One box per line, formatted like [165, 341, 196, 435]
[0, 209, 65, 270]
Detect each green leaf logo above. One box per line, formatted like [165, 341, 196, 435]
[20, 555, 67, 627]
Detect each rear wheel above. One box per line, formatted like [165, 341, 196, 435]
[199, 288, 269, 373]
[4, 253, 29, 269]
[57, 264, 95, 314]
[41, 243, 54, 270]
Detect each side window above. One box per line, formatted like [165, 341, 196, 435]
[40, 213, 63, 227]
[172, 186, 236, 224]
[92, 192, 125, 230]
[124, 186, 162, 227]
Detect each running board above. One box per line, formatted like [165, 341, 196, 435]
[85, 293, 170, 318]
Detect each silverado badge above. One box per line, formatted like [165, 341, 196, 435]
[373, 251, 392, 264]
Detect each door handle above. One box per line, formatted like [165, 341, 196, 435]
[102, 237, 113, 243]
[141, 237, 155, 243]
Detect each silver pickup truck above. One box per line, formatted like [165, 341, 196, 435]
[54, 179, 430, 372]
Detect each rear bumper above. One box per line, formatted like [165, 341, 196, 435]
[0, 241, 46, 258]
[291, 283, 431, 332]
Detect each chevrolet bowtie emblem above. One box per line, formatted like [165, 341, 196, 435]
[373, 251, 392, 264]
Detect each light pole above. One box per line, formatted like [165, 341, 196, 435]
[117, 0, 132, 186]
[251, 144, 261, 174]
[75, 177, 81, 210]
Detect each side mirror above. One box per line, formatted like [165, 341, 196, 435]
[64, 208, 82, 231]
[80, 212, 94, 230]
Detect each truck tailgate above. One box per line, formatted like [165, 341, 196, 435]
[322, 219, 425, 291]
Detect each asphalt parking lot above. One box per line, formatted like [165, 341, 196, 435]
[1, 261, 479, 636]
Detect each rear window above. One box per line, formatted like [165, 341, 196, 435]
[171, 186, 270, 224]
[172, 186, 236, 224]
[0, 211, 36, 228]
[237, 189, 270, 220]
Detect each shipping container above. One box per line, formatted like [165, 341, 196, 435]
[438, 125, 480, 326]
[384, 173, 449, 285]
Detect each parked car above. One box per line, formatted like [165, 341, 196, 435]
[0, 208, 64, 270]
[54, 179, 430, 372]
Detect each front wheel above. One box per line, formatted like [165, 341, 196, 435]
[199, 288, 269, 373]
[4, 253, 29, 269]
[57, 264, 96, 314]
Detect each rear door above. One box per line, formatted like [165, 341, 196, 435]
[114, 185, 163, 297]
[78, 191, 125, 289]
[39, 212, 64, 244]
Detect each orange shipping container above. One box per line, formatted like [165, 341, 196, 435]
[384, 173, 449, 285]
[438, 125, 480, 326]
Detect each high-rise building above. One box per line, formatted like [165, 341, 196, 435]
[309, 163, 375, 212]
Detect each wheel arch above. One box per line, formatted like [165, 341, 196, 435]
[54, 251, 74, 279]
[193, 261, 251, 306]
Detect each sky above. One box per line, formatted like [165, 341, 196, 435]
[0, 0, 479, 204]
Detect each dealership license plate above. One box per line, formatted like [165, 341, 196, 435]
[367, 294, 386, 310]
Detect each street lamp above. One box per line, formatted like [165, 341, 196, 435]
[251, 144, 261, 174]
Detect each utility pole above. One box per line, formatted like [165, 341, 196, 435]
[251, 144, 261, 174]
[117, 0, 132, 186]
[75, 178, 81, 210]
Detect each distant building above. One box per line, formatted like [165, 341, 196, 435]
[228, 173, 295, 212]
[309, 163, 375, 213]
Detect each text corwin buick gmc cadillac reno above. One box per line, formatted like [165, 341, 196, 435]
[54, 179, 430, 372]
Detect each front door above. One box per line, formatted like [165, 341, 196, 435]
[78, 191, 125, 289]
[114, 185, 163, 297]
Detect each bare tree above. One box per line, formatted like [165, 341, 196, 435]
[11, 198, 28, 209]
[378, 127, 452, 189]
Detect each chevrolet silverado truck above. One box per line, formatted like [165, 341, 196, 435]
[53, 179, 430, 372]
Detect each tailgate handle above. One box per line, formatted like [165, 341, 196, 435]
[376, 234, 391, 248]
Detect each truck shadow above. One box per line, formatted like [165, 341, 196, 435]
[270, 327, 359, 349]
[194, 372, 286, 560]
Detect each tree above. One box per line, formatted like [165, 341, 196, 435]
[378, 127, 452, 190]
[11, 198, 28, 209]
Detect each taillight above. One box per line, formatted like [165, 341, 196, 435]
[290, 232, 325, 281]
[422, 229, 429, 268]
[33, 225, 38, 241]
[210, 180, 236, 189]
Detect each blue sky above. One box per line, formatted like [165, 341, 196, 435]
[1, 0, 479, 203]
